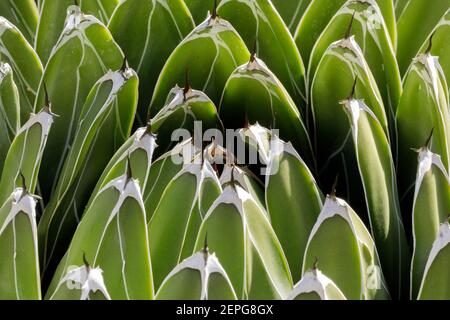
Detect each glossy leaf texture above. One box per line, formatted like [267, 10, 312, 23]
[149, 161, 222, 290]
[341, 98, 409, 299]
[417, 222, 450, 300]
[151, 85, 221, 154]
[0, 17, 43, 123]
[310, 35, 388, 193]
[265, 135, 323, 282]
[38, 67, 138, 280]
[218, 0, 307, 111]
[109, 0, 194, 124]
[287, 267, 346, 300]
[156, 249, 237, 300]
[35, 5, 123, 203]
[303, 195, 390, 300]
[271, 0, 311, 34]
[148, 14, 250, 116]
[416, 9, 450, 92]
[220, 56, 314, 169]
[36, 0, 120, 64]
[308, 0, 401, 129]
[0, 188, 40, 299]
[0, 107, 53, 206]
[0, 0, 38, 44]
[410, 147, 450, 299]
[294, 0, 396, 69]
[0, 62, 20, 172]
[46, 173, 153, 300]
[396, 52, 450, 217]
[195, 182, 293, 300]
[396, 0, 450, 74]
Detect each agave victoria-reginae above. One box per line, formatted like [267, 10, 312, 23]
[0, 0, 449, 301]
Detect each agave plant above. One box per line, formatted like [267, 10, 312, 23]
[0, 0, 449, 301]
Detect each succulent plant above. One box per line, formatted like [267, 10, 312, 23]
[0, 0, 449, 301]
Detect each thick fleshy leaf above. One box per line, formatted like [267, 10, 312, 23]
[220, 56, 314, 169]
[303, 195, 390, 300]
[396, 0, 450, 74]
[271, 0, 311, 33]
[411, 148, 450, 299]
[287, 267, 346, 300]
[88, 126, 157, 210]
[156, 249, 237, 300]
[109, 0, 194, 124]
[417, 222, 450, 300]
[0, 107, 53, 206]
[184, 0, 217, 25]
[218, 0, 307, 111]
[149, 161, 222, 289]
[144, 139, 199, 221]
[0, 188, 40, 300]
[265, 135, 323, 282]
[46, 173, 153, 300]
[341, 98, 409, 299]
[294, 0, 396, 68]
[35, 6, 123, 203]
[0, 17, 43, 123]
[36, 1, 120, 63]
[396, 53, 450, 219]
[309, 0, 402, 127]
[311, 36, 388, 193]
[0, 0, 38, 44]
[148, 14, 249, 116]
[195, 184, 293, 299]
[151, 85, 221, 154]
[416, 9, 450, 92]
[0, 62, 20, 172]
[38, 67, 138, 280]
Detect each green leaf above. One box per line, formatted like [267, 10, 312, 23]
[411, 148, 450, 299]
[287, 267, 346, 300]
[0, 62, 20, 173]
[46, 173, 153, 300]
[416, 9, 450, 92]
[309, 0, 402, 130]
[265, 135, 323, 282]
[218, 0, 307, 112]
[38, 66, 138, 280]
[294, 0, 396, 68]
[35, 5, 123, 204]
[149, 161, 222, 289]
[195, 183, 293, 299]
[156, 248, 237, 300]
[397, 0, 450, 74]
[303, 195, 390, 300]
[36, 1, 120, 64]
[144, 139, 199, 221]
[148, 14, 249, 116]
[0, 0, 38, 44]
[184, 0, 217, 25]
[417, 222, 450, 300]
[0, 188, 40, 299]
[0, 17, 43, 123]
[109, 0, 194, 124]
[271, 0, 311, 33]
[0, 107, 53, 206]
[341, 98, 409, 299]
[151, 85, 221, 154]
[220, 56, 314, 169]
[396, 53, 450, 218]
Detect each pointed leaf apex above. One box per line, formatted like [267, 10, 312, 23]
[345, 11, 356, 39]
[425, 128, 434, 148]
[120, 56, 129, 72]
[313, 257, 319, 270]
[183, 69, 191, 100]
[203, 233, 209, 263]
[125, 155, 133, 183]
[425, 32, 435, 54]
[212, 0, 219, 19]
[83, 252, 90, 272]
[331, 174, 339, 197]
